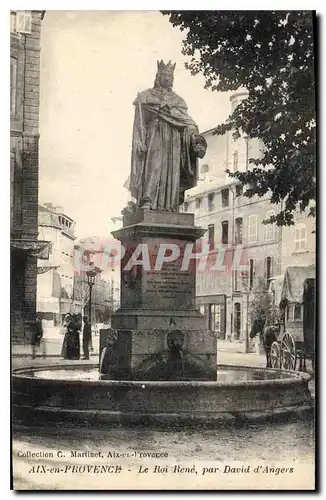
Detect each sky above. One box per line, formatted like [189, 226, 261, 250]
[38, 11, 232, 239]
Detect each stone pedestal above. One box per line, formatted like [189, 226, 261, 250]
[100, 209, 217, 381]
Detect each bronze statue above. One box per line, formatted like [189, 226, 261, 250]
[130, 60, 207, 211]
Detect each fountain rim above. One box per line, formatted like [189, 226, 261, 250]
[12, 363, 311, 388]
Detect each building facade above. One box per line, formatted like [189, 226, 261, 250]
[73, 237, 118, 325]
[184, 181, 281, 346]
[181, 92, 315, 349]
[179, 92, 281, 346]
[37, 203, 82, 326]
[280, 205, 316, 273]
[10, 11, 50, 341]
[276, 205, 316, 345]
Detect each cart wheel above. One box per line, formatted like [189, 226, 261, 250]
[280, 332, 297, 370]
[270, 341, 281, 368]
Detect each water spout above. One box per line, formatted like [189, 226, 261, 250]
[166, 330, 185, 380]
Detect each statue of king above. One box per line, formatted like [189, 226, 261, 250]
[130, 60, 207, 212]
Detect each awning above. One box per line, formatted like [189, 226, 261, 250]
[37, 265, 59, 275]
[281, 266, 316, 304]
[11, 239, 52, 259]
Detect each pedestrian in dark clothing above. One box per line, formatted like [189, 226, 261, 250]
[82, 316, 92, 360]
[31, 315, 45, 359]
[61, 313, 81, 360]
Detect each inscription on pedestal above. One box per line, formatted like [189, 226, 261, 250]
[146, 271, 193, 298]
[144, 257, 194, 308]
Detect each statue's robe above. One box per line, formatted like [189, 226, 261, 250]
[130, 87, 199, 211]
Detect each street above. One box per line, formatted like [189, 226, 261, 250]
[11, 336, 268, 368]
[11, 335, 313, 372]
[12, 418, 314, 490]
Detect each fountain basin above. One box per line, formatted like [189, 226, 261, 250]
[12, 364, 313, 427]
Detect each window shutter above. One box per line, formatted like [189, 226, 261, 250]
[16, 11, 32, 34]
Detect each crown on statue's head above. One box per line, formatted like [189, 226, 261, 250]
[157, 60, 176, 74]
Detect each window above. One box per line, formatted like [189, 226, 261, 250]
[265, 211, 276, 241]
[208, 224, 215, 250]
[221, 188, 229, 207]
[11, 149, 23, 229]
[221, 221, 229, 244]
[183, 202, 189, 213]
[236, 184, 243, 197]
[233, 151, 239, 172]
[199, 305, 206, 316]
[265, 256, 272, 284]
[10, 57, 17, 116]
[15, 11, 32, 34]
[234, 270, 241, 292]
[295, 203, 306, 220]
[209, 304, 224, 338]
[294, 224, 307, 251]
[286, 305, 290, 322]
[208, 193, 215, 211]
[294, 304, 302, 321]
[234, 303, 241, 339]
[249, 259, 255, 289]
[10, 12, 17, 33]
[287, 304, 303, 322]
[248, 214, 258, 243]
[196, 197, 202, 209]
[235, 217, 243, 244]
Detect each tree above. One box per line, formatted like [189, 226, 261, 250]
[163, 11, 316, 225]
[249, 277, 280, 329]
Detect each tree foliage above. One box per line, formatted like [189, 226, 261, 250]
[249, 278, 280, 328]
[163, 11, 316, 225]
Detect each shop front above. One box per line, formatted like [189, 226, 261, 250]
[11, 239, 51, 342]
[196, 295, 226, 339]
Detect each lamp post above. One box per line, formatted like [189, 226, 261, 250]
[86, 262, 97, 330]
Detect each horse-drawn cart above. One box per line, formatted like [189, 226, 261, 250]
[270, 266, 315, 371]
